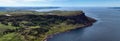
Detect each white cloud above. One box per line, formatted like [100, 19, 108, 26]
[0, 0, 69, 3]
[0, 0, 51, 4]
[0, 0, 16, 3]
[21, 0, 48, 2]
[0, 0, 18, 6]
[0, 0, 69, 6]
[21, 0, 69, 2]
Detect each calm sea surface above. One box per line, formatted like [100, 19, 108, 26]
[42, 7, 120, 41]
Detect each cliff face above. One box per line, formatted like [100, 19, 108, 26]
[0, 11, 96, 41]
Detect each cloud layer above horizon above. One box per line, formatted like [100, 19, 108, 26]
[0, 0, 69, 6]
[0, 0, 120, 7]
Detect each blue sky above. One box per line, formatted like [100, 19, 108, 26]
[0, 0, 120, 7]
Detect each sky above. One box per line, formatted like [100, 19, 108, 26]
[0, 0, 120, 7]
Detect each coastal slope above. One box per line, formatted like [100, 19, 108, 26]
[0, 10, 96, 41]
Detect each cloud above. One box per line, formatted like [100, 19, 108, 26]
[0, 0, 69, 3]
[0, 0, 16, 3]
[0, 0, 46, 6]
[21, 0, 49, 2]
[0, 0, 18, 6]
[20, 0, 69, 3]
[0, 0, 69, 6]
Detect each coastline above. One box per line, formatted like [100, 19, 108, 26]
[0, 10, 96, 41]
[43, 17, 96, 41]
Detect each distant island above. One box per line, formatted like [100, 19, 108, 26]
[0, 10, 96, 41]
